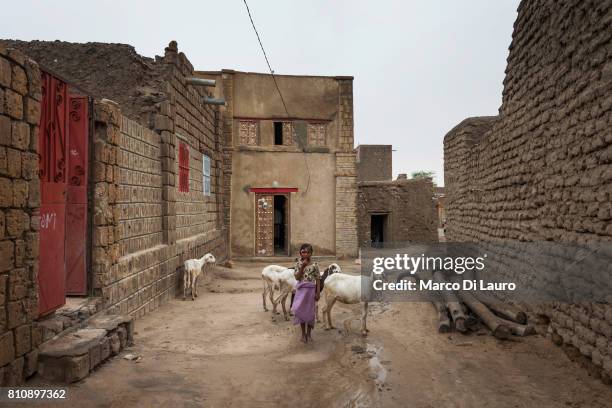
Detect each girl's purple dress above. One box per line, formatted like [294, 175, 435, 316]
[291, 260, 319, 327]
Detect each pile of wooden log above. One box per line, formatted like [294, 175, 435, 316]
[430, 271, 535, 339]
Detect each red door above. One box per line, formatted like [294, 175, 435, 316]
[38, 72, 68, 316]
[65, 96, 88, 295]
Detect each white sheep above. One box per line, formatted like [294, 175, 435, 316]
[261, 265, 296, 320]
[183, 253, 216, 301]
[268, 263, 342, 322]
[321, 269, 372, 336]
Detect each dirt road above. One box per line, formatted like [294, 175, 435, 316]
[30, 261, 612, 408]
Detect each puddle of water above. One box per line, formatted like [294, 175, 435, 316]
[366, 343, 388, 386]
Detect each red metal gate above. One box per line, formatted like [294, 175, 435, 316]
[38, 72, 68, 315]
[65, 96, 88, 295]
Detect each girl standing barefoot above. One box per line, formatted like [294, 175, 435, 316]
[291, 243, 320, 343]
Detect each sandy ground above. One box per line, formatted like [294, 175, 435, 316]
[26, 260, 612, 408]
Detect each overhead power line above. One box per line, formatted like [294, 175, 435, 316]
[242, 0, 290, 118]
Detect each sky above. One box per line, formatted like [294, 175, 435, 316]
[3, 0, 520, 186]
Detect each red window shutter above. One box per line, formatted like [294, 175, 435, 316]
[179, 143, 190, 193]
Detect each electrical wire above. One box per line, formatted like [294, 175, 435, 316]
[242, 0, 290, 118]
[241, 0, 311, 194]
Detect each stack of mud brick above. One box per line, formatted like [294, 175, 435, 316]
[444, 0, 612, 382]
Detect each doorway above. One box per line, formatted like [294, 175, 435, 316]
[38, 71, 90, 317]
[273, 195, 289, 255]
[370, 214, 388, 248]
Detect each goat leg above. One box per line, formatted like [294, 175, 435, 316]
[361, 302, 369, 337]
[262, 281, 269, 312]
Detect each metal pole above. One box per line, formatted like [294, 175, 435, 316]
[186, 77, 216, 87]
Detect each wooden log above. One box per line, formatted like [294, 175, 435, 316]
[499, 318, 535, 336]
[433, 301, 451, 333]
[432, 271, 467, 332]
[458, 291, 511, 340]
[473, 291, 527, 324]
[461, 303, 481, 331]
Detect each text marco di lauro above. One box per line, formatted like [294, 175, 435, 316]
[372, 279, 517, 291]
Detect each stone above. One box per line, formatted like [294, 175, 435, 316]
[7, 300, 26, 329]
[24, 97, 40, 125]
[0, 240, 14, 272]
[11, 65, 27, 95]
[23, 349, 38, 377]
[21, 152, 38, 180]
[0, 115, 10, 145]
[0, 57, 11, 88]
[0, 178, 11, 207]
[4, 356, 24, 386]
[12, 180, 28, 207]
[0, 330, 15, 366]
[6, 148, 20, 177]
[14, 325, 31, 356]
[109, 333, 120, 356]
[11, 121, 29, 150]
[4, 89, 23, 120]
[89, 341, 102, 370]
[6, 209, 27, 237]
[38, 328, 107, 358]
[65, 354, 90, 383]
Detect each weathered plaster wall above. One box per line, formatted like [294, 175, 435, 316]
[205, 70, 358, 258]
[0, 45, 41, 385]
[444, 0, 612, 380]
[357, 179, 438, 245]
[230, 152, 336, 256]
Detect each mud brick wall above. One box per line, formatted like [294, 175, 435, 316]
[335, 78, 358, 258]
[357, 179, 438, 245]
[443, 0, 612, 380]
[163, 46, 223, 244]
[0, 46, 41, 385]
[356, 145, 393, 182]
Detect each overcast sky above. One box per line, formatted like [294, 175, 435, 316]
[4, 0, 520, 186]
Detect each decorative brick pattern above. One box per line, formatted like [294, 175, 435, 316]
[0, 46, 40, 386]
[444, 0, 612, 380]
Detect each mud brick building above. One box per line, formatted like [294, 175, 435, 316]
[0, 40, 230, 383]
[356, 145, 438, 246]
[197, 70, 358, 258]
[444, 0, 612, 380]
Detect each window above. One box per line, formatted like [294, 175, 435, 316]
[282, 122, 293, 146]
[307, 123, 326, 146]
[203, 155, 211, 196]
[178, 142, 189, 193]
[274, 122, 283, 145]
[239, 120, 258, 145]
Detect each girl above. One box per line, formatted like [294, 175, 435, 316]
[291, 243, 320, 343]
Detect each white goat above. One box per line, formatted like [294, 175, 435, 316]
[321, 268, 372, 336]
[267, 263, 343, 322]
[262, 265, 296, 320]
[183, 253, 216, 301]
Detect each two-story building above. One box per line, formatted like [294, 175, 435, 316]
[197, 70, 358, 258]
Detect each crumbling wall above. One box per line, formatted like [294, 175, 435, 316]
[357, 178, 438, 245]
[444, 0, 612, 380]
[0, 40, 167, 125]
[0, 45, 41, 385]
